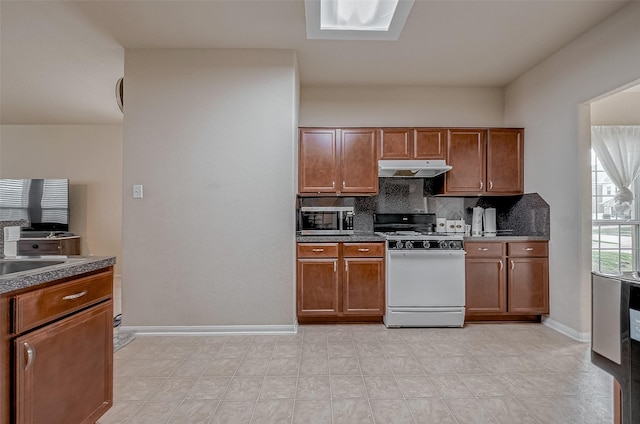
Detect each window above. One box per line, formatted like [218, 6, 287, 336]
[592, 149, 640, 272]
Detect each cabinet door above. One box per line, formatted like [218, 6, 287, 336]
[297, 258, 339, 316]
[343, 258, 384, 315]
[298, 129, 338, 194]
[379, 128, 413, 159]
[465, 258, 507, 315]
[445, 129, 486, 193]
[340, 128, 378, 194]
[414, 128, 446, 160]
[508, 257, 549, 314]
[14, 302, 113, 424]
[487, 129, 524, 194]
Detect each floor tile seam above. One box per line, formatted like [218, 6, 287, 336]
[289, 341, 305, 424]
[442, 390, 500, 424]
[327, 337, 336, 424]
[130, 399, 180, 424]
[511, 394, 557, 423]
[107, 398, 146, 424]
[214, 348, 248, 404]
[387, 366, 425, 424]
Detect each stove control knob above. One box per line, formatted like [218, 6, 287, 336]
[395, 241, 403, 249]
[405, 241, 414, 249]
[439, 240, 448, 249]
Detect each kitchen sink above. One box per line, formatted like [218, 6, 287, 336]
[0, 260, 65, 276]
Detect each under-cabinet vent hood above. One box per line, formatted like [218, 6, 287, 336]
[378, 160, 452, 178]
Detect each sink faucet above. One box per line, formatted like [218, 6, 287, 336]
[0, 220, 26, 258]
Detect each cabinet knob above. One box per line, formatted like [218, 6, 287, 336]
[523, 247, 534, 251]
[479, 181, 484, 190]
[312, 248, 324, 252]
[489, 180, 493, 190]
[477, 247, 489, 251]
[358, 248, 370, 252]
[499, 260, 503, 271]
[511, 260, 515, 270]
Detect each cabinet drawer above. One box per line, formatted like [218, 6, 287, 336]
[17, 240, 60, 255]
[343, 243, 384, 257]
[297, 243, 339, 258]
[13, 270, 113, 334]
[507, 241, 548, 257]
[465, 242, 505, 258]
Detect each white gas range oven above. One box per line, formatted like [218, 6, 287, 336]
[374, 213, 466, 328]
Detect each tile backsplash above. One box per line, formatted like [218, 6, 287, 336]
[297, 178, 550, 238]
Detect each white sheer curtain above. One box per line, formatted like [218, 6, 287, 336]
[591, 125, 640, 219]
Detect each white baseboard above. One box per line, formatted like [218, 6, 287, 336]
[120, 323, 298, 336]
[542, 316, 590, 342]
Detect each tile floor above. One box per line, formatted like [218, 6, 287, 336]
[98, 323, 614, 424]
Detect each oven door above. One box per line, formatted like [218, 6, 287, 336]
[387, 249, 465, 307]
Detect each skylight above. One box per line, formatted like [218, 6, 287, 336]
[305, 0, 415, 41]
[321, 0, 399, 31]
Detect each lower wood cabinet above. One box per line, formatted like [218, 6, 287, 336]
[297, 242, 385, 322]
[465, 240, 548, 320]
[1, 268, 114, 424]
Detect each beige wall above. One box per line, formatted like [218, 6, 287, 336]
[505, 2, 640, 336]
[122, 49, 297, 329]
[300, 86, 504, 127]
[592, 91, 640, 125]
[0, 125, 123, 275]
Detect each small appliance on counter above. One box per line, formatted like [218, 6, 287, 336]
[471, 207, 483, 237]
[483, 208, 497, 237]
[2, 225, 20, 256]
[470, 206, 497, 237]
[297, 206, 354, 235]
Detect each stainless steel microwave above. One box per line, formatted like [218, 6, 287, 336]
[297, 206, 354, 235]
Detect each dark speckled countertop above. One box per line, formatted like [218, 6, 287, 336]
[296, 233, 386, 243]
[463, 236, 549, 242]
[297, 233, 547, 243]
[0, 256, 116, 295]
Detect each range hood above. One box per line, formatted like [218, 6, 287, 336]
[378, 160, 452, 178]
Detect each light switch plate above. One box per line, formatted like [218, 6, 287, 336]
[133, 184, 143, 199]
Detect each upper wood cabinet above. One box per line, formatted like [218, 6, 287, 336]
[298, 128, 377, 195]
[379, 128, 446, 160]
[340, 128, 378, 194]
[486, 128, 524, 194]
[444, 128, 524, 195]
[298, 128, 338, 194]
[445, 129, 487, 193]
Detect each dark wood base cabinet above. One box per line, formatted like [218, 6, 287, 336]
[297, 242, 384, 323]
[465, 241, 548, 321]
[1, 267, 114, 424]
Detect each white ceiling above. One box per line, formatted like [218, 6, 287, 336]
[0, 0, 631, 125]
